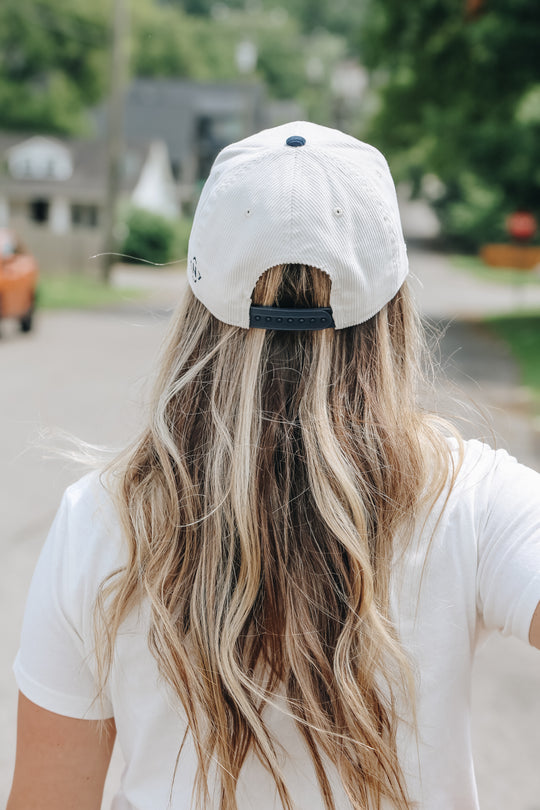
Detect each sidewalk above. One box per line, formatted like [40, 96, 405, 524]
[112, 262, 187, 313]
[409, 247, 540, 321]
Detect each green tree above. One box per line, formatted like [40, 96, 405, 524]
[0, 0, 356, 139]
[0, 0, 108, 133]
[164, 0, 366, 41]
[358, 0, 540, 247]
[132, 3, 331, 107]
[131, 0, 237, 81]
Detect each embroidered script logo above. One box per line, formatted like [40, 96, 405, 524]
[191, 256, 201, 283]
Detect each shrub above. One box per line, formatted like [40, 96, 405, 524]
[171, 216, 192, 262]
[121, 207, 178, 265]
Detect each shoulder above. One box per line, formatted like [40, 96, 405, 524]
[449, 437, 526, 491]
[61, 468, 116, 518]
[60, 468, 124, 539]
[444, 437, 540, 528]
[50, 470, 126, 599]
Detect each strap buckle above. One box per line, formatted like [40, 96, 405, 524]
[249, 306, 335, 331]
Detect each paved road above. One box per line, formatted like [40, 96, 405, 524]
[2, 253, 540, 809]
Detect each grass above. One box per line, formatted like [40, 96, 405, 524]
[37, 274, 145, 310]
[451, 254, 540, 286]
[484, 313, 540, 412]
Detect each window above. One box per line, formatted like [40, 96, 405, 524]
[195, 115, 244, 181]
[71, 204, 99, 227]
[29, 199, 49, 224]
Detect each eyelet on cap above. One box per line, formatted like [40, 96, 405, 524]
[286, 135, 306, 147]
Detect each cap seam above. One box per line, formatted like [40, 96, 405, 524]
[289, 149, 300, 257]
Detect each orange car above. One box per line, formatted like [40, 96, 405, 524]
[0, 229, 38, 332]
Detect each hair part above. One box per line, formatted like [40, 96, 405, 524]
[95, 264, 462, 810]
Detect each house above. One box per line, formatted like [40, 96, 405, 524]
[0, 79, 304, 273]
[0, 134, 178, 272]
[91, 79, 303, 209]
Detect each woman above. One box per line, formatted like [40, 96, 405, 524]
[8, 122, 540, 810]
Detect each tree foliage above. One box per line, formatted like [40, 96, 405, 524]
[134, 2, 348, 115]
[165, 0, 365, 39]
[0, 0, 108, 133]
[121, 206, 178, 264]
[358, 0, 540, 247]
[132, 1, 238, 81]
[0, 0, 357, 141]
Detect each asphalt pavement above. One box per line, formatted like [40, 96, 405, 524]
[2, 231, 540, 808]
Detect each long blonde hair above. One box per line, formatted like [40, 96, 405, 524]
[95, 263, 461, 810]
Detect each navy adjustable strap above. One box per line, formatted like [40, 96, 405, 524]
[249, 306, 335, 331]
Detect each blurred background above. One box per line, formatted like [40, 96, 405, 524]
[1, 1, 540, 808]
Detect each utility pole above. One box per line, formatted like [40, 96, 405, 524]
[101, 0, 129, 283]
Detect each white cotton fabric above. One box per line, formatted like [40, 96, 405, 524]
[13, 439, 540, 810]
[187, 121, 408, 329]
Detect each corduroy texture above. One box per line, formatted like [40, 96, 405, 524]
[188, 121, 408, 330]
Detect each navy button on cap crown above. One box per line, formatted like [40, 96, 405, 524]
[286, 135, 306, 147]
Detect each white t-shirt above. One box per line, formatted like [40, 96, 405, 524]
[13, 439, 540, 809]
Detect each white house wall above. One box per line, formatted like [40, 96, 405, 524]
[50, 196, 71, 234]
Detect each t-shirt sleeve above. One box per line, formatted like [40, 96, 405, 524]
[476, 446, 540, 644]
[13, 480, 114, 719]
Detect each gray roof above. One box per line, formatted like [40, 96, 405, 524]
[92, 79, 267, 167]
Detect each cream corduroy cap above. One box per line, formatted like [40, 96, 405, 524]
[187, 121, 408, 330]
